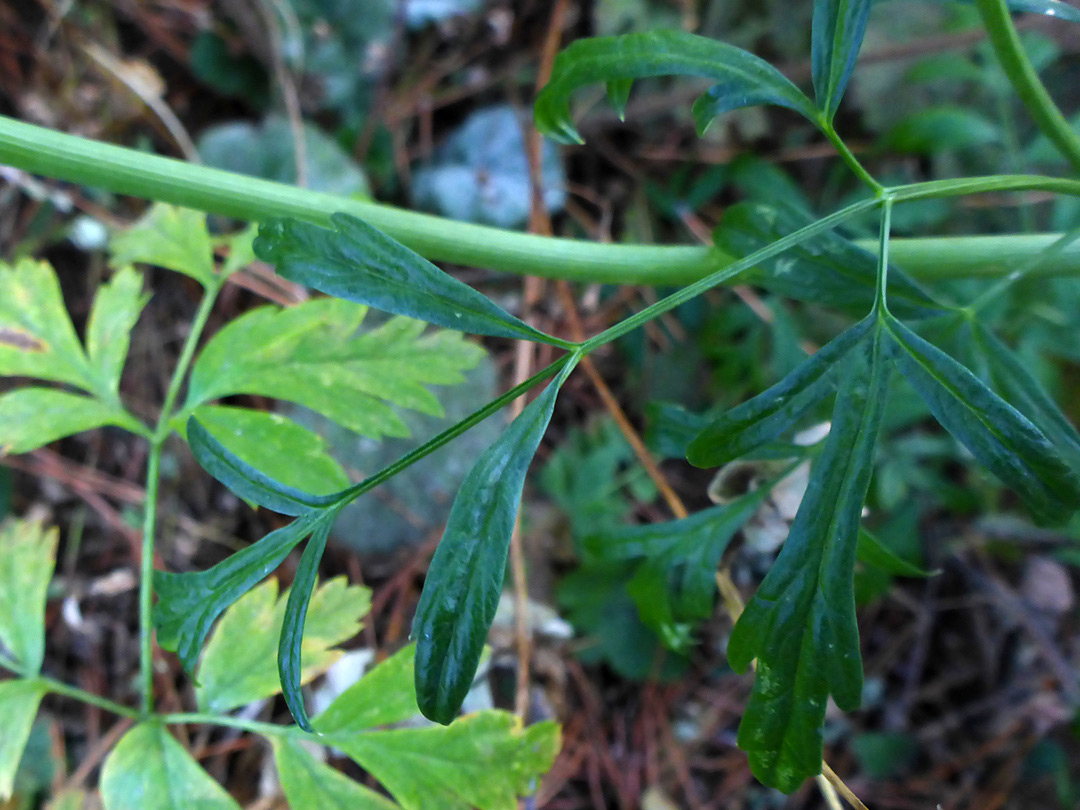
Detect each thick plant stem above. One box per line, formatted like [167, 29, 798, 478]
[975, 0, 1080, 174]
[3, 115, 1080, 282]
[139, 282, 223, 715]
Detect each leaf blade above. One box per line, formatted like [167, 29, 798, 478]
[0, 389, 143, 455]
[812, 0, 872, 120]
[0, 518, 58, 673]
[0, 679, 46, 801]
[85, 266, 149, 397]
[272, 737, 399, 810]
[109, 204, 217, 287]
[314, 644, 420, 733]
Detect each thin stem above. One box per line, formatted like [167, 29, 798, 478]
[822, 120, 885, 195]
[874, 196, 894, 314]
[974, 0, 1080, 173]
[162, 712, 306, 738]
[139, 280, 224, 715]
[582, 197, 881, 352]
[38, 675, 141, 720]
[3, 115, 1080, 283]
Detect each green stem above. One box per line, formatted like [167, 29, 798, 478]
[875, 196, 894, 313]
[3, 115, 1080, 283]
[162, 712, 304, 738]
[974, 0, 1080, 174]
[822, 120, 885, 195]
[38, 675, 140, 720]
[139, 281, 224, 715]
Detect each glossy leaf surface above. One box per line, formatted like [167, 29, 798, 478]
[0, 389, 143, 454]
[0, 680, 46, 800]
[413, 370, 569, 724]
[254, 214, 564, 346]
[186, 297, 484, 439]
[196, 576, 368, 713]
[887, 317, 1080, 522]
[187, 417, 341, 515]
[0, 518, 57, 673]
[272, 737, 398, 810]
[154, 511, 326, 672]
[100, 723, 240, 810]
[322, 712, 560, 810]
[187, 406, 349, 497]
[729, 328, 890, 792]
[534, 30, 817, 144]
[812, 0, 872, 119]
[688, 318, 872, 468]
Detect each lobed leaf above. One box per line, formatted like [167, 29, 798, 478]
[0, 518, 58, 673]
[534, 30, 818, 145]
[713, 202, 944, 316]
[85, 266, 149, 397]
[100, 723, 240, 810]
[186, 297, 485, 440]
[687, 317, 873, 468]
[886, 316, 1080, 522]
[322, 712, 560, 810]
[314, 643, 420, 733]
[186, 406, 350, 497]
[729, 326, 890, 792]
[154, 511, 327, 673]
[0, 389, 144, 455]
[109, 204, 217, 287]
[254, 214, 565, 346]
[195, 575, 368, 714]
[812, 0, 872, 120]
[272, 737, 398, 810]
[0, 260, 97, 392]
[413, 365, 572, 724]
[187, 417, 341, 515]
[0, 679, 46, 800]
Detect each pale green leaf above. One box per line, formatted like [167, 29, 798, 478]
[729, 327, 890, 792]
[0, 259, 96, 392]
[314, 644, 419, 733]
[0, 389, 144, 455]
[272, 737, 398, 810]
[100, 723, 240, 810]
[85, 267, 149, 396]
[323, 712, 560, 810]
[186, 406, 350, 497]
[0, 518, 58, 673]
[109, 204, 216, 286]
[534, 31, 817, 144]
[413, 365, 572, 724]
[196, 575, 368, 713]
[186, 298, 485, 440]
[0, 679, 46, 801]
[219, 223, 259, 278]
[254, 215, 566, 346]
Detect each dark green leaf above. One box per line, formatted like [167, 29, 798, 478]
[534, 31, 817, 145]
[936, 0, 1080, 24]
[412, 366, 571, 724]
[812, 0, 872, 120]
[153, 511, 326, 673]
[254, 215, 564, 346]
[645, 402, 713, 459]
[687, 318, 872, 468]
[279, 520, 332, 731]
[713, 202, 944, 316]
[884, 107, 1002, 155]
[187, 418, 340, 516]
[729, 326, 890, 792]
[886, 317, 1080, 523]
[856, 528, 936, 578]
[969, 321, 1080, 475]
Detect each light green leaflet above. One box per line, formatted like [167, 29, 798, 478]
[0, 679, 47, 801]
[0, 518, 58, 673]
[100, 723, 241, 810]
[0, 389, 144, 455]
[272, 738, 398, 810]
[195, 577, 369, 713]
[313, 644, 420, 733]
[109, 204, 217, 286]
[184, 298, 485, 440]
[534, 30, 818, 144]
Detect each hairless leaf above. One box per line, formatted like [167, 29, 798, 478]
[714, 202, 944, 316]
[254, 214, 568, 347]
[279, 519, 333, 731]
[187, 417, 341, 515]
[0, 518, 58, 673]
[153, 510, 326, 672]
[932, 0, 1080, 23]
[812, 0, 872, 120]
[272, 737, 398, 810]
[85, 266, 149, 397]
[109, 204, 217, 287]
[856, 528, 937, 578]
[534, 31, 818, 145]
[412, 361, 576, 724]
[314, 643, 420, 733]
[0, 679, 47, 800]
[729, 326, 890, 792]
[886, 316, 1080, 523]
[687, 317, 873, 468]
[0, 388, 145, 454]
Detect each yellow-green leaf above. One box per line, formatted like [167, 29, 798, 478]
[0, 518, 57, 673]
[272, 737, 398, 810]
[109, 204, 216, 287]
[0, 389, 143, 455]
[85, 266, 149, 396]
[0, 679, 46, 801]
[314, 644, 419, 733]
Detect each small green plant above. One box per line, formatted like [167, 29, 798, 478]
[1, 0, 1080, 802]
